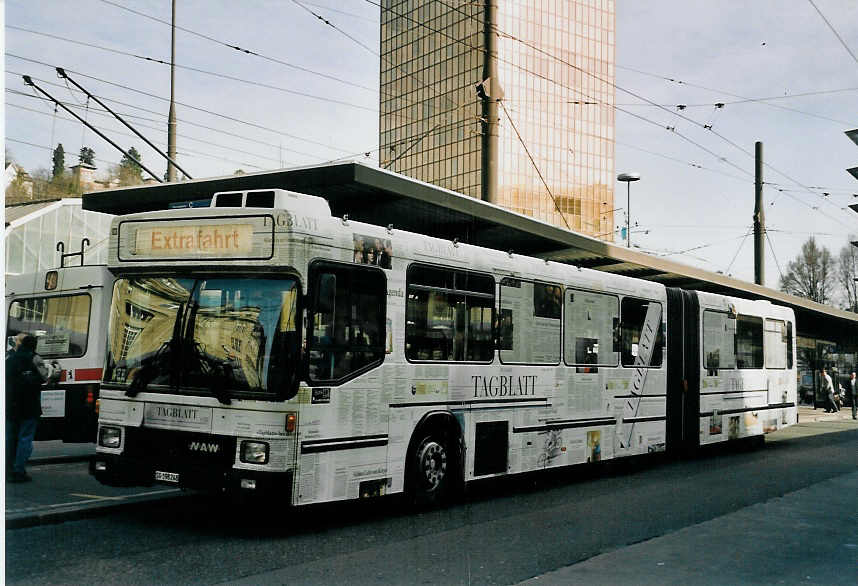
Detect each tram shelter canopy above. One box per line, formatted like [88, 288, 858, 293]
[82, 161, 858, 341]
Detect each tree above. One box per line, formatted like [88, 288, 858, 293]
[79, 146, 95, 166]
[118, 147, 144, 185]
[51, 143, 65, 179]
[779, 236, 836, 304]
[837, 237, 858, 312]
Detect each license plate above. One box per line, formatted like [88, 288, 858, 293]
[154, 470, 179, 483]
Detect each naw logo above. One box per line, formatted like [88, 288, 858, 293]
[189, 441, 220, 453]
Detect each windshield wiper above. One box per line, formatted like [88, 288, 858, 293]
[187, 340, 233, 405]
[126, 301, 184, 397]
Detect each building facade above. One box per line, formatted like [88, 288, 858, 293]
[379, 0, 616, 237]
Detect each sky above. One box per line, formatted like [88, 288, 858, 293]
[4, 0, 858, 297]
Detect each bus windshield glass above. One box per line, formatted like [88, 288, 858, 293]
[104, 276, 300, 398]
[7, 294, 92, 358]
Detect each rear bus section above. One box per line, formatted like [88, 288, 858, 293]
[672, 292, 797, 452]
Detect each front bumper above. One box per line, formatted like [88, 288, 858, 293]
[90, 454, 293, 498]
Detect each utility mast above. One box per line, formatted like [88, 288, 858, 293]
[167, 0, 177, 181]
[754, 141, 765, 286]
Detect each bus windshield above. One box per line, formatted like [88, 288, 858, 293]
[7, 294, 92, 358]
[104, 276, 300, 401]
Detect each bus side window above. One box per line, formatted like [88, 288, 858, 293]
[786, 321, 793, 369]
[735, 315, 763, 369]
[563, 289, 619, 371]
[498, 279, 561, 365]
[405, 264, 494, 362]
[308, 263, 386, 383]
[764, 318, 787, 369]
[620, 297, 664, 368]
[702, 310, 737, 374]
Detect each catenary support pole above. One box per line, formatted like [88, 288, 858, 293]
[754, 141, 765, 286]
[481, 0, 499, 204]
[167, 0, 178, 181]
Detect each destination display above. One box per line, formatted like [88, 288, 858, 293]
[117, 215, 274, 261]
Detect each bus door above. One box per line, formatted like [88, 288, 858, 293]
[665, 288, 700, 454]
[764, 319, 793, 407]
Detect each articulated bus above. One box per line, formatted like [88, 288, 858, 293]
[92, 189, 796, 505]
[6, 264, 113, 442]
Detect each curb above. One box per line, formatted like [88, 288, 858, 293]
[29, 454, 94, 466]
[5, 489, 189, 529]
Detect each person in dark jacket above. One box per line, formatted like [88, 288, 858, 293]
[5, 333, 49, 483]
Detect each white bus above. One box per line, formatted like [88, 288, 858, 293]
[92, 189, 796, 505]
[6, 264, 113, 442]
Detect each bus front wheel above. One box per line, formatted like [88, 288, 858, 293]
[409, 431, 454, 507]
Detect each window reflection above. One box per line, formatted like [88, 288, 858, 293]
[105, 277, 299, 396]
[7, 294, 92, 358]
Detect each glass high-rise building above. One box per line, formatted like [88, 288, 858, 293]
[379, 0, 615, 238]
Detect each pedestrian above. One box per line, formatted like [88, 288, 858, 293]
[821, 368, 838, 413]
[850, 372, 857, 420]
[5, 333, 54, 483]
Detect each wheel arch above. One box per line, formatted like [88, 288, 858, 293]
[403, 410, 465, 495]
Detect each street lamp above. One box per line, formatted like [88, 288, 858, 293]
[617, 172, 641, 248]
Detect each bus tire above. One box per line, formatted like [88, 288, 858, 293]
[407, 428, 457, 507]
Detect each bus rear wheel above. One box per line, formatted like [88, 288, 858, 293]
[409, 431, 454, 507]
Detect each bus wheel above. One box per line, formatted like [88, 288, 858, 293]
[409, 431, 452, 506]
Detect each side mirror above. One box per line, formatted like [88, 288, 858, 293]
[315, 273, 336, 314]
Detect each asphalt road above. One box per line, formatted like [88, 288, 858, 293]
[6, 421, 858, 585]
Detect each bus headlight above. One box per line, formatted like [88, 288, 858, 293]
[240, 440, 269, 464]
[99, 426, 122, 448]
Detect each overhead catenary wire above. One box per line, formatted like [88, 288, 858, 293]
[499, 101, 571, 230]
[615, 139, 751, 184]
[296, 0, 486, 169]
[7, 27, 378, 114]
[765, 230, 785, 283]
[6, 54, 355, 156]
[421, 0, 856, 225]
[5, 73, 318, 158]
[656, 230, 755, 258]
[368, 0, 756, 182]
[56, 68, 193, 179]
[611, 88, 857, 127]
[22, 75, 163, 182]
[297, 0, 466, 127]
[488, 26, 854, 224]
[807, 0, 858, 67]
[725, 228, 754, 275]
[6, 101, 268, 171]
[367, 0, 789, 242]
[7, 95, 285, 165]
[291, 0, 378, 57]
[95, 0, 378, 93]
[300, 1, 377, 22]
